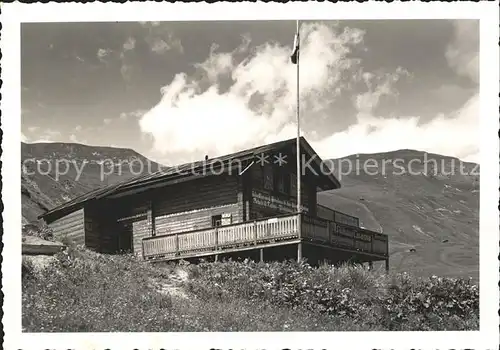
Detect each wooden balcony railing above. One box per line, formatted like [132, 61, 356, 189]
[142, 213, 388, 260]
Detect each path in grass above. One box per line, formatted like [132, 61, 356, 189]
[149, 267, 189, 299]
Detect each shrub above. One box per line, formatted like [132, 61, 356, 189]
[184, 260, 478, 331]
[22, 246, 174, 332]
[22, 250, 479, 332]
[21, 257, 35, 281]
[380, 274, 479, 330]
[22, 219, 54, 241]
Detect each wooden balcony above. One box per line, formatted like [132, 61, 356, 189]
[142, 213, 389, 262]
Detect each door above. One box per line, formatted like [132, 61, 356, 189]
[117, 221, 133, 253]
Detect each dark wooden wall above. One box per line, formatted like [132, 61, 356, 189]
[83, 201, 128, 254]
[316, 204, 360, 227]
[48, 208, 85, 245]
[153, 174, 241, 235]
[114, 201, 150, 256]
[84, 206, 99, 251]
[107, 197, 153, 256]
[91, 173, 243, 257]
[247, 157, 317, 219]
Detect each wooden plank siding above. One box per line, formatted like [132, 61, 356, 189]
[317, 204, 335, 221]
[48, 208, 85, 245]
[94, 174, 244, 258]
[154, 204, 240, 236]
[131, 216, 151, 256]
[153, 174, 241, 235]
[317, 204, 360, 227]
[84, 207, 99, 251]
[248, 160, 316, 218]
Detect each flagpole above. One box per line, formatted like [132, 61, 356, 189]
[295, 19, 302, 262]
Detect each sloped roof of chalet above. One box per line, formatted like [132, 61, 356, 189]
[39, 137, 341, 221]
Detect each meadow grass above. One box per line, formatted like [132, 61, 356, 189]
[22, 245, 479, 332]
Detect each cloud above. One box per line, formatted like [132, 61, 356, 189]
[97, 48, 113, 63]
[312, 20, 479, 163]
[25, 127, 88, 145]
[103, 118, 113, 125]
[139, 23, 371, 161]
[139, 21, 477, 165]
[120, 63, 134, 82]
[150, 34, 183, 55]
[120, 109, 146, 120]
[123, 36, 136, 52]
[312, 93, 479, 163]
[139, 21, 161, 28]
[139, 21, 184, 54]
[354, 67, 411, 114]
[145, 30, 184, 55]
[430, 83, 475, 107]
[120, 36, 142, 82]
[97, 39, 137, 82]
[69, 134, 87, 144]
[149, 38, 170, 54]
[26, 129, 62, 143]
[194, 39, 250, 84]
[445, 20, 479, 84]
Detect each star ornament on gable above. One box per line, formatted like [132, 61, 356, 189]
[256, 153, 270, 166]
[274, 153, 288, 166]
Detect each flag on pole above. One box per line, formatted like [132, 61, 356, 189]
[290, 32, 299, 64]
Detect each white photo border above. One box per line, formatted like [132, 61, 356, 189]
[2, 1, 499, 349]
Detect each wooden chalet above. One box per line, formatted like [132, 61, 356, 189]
[39, 137, 389, 270]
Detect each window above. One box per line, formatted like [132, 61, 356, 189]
[263, 164, 274, 191]
[276, 171, 289, 194]
[252, 165, 263, 188]
[290, 174, 297, 197]
[211, 214, 222, 227]
[221, 213, 232, 225]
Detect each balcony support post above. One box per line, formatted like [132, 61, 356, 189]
[326, 220, 331, 243]
[297, 242, 303, 262]
[175, 233, 179, 256]
[297, 213, 302, 262]
[214, 227, 219, 251]
[254, 221, 257, 245]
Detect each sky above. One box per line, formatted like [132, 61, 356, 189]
[21, 20, 479, 165]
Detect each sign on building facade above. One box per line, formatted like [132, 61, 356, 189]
[252, 190, 308, 214]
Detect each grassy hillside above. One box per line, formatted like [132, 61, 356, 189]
[22, 246, 479, 332]
[321, 150, 479, 279]
[21, 142, 161, 223]
[21, 143, 479, 279]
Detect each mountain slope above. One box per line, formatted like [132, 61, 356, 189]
[21, 142, 162, 223]
[21, 143, 479, 278]
[320, 150, 479, 279]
